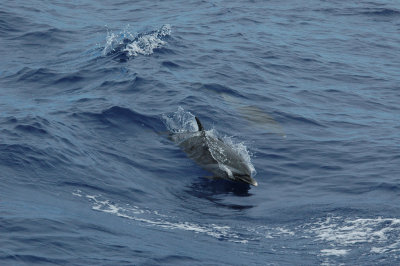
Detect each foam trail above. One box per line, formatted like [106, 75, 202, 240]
[73, 191, 249, 244]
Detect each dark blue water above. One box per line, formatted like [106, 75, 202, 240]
[1, 0, 400, 265]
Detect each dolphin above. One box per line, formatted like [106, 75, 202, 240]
[170, 117, 258, 186]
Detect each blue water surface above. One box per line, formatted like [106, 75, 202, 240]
[1, 0, 400, 265]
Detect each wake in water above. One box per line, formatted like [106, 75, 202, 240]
[73, 190, 249, 244]
[73, 189, 400, 262]
[102, 24, 171, 60]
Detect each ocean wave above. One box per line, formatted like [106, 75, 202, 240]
[198, 83, 245, 99]
[4, 67, 57, 84]
[2, 115, 52, 137]
[0, 10, 31, 37]
[274, 110, 326, 127]
[71, 106, 161, 131]
[161, 60, 180, 68]
[15, 124, 48, 136]
[0, 143, 60, 170]
[13, 27, 74, 44]
[315, 6, 400, 16]
[360, 8, 400, 17]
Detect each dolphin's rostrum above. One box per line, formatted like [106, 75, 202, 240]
[170, 117, 258, 186]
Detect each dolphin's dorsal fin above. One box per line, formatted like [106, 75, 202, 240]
[195, 117, 204, 131]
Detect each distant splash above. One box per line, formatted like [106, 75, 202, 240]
[162, 107, 256, 177]
[102, 24, 171, 58]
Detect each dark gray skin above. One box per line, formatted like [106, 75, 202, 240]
[170, 117, 258, 186]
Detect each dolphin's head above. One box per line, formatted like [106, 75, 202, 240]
[228, 161, 258, 187]
[235, 174, 258, 187]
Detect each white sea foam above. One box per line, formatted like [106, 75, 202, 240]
[247, 225, 296, 240]
[305, 216, 400, 257]
[275, 227, 295, 236]
[320, 249, 349, 256]
[249, 216, 400, 259]
[308, 217, 400, 245]
[72, 189, 82, 197]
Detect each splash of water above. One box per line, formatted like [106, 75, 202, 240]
[124, 24, 171, 56]
[162, 106, 199, 133]
[102, 24, 171, 57]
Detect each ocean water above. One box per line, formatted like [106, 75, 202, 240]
[1, 0, 400, 265]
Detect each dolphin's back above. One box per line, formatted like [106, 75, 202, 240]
[178, 134, 223, 175]
[176, 132, 251, 179]
[169, 116, 257, 186]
